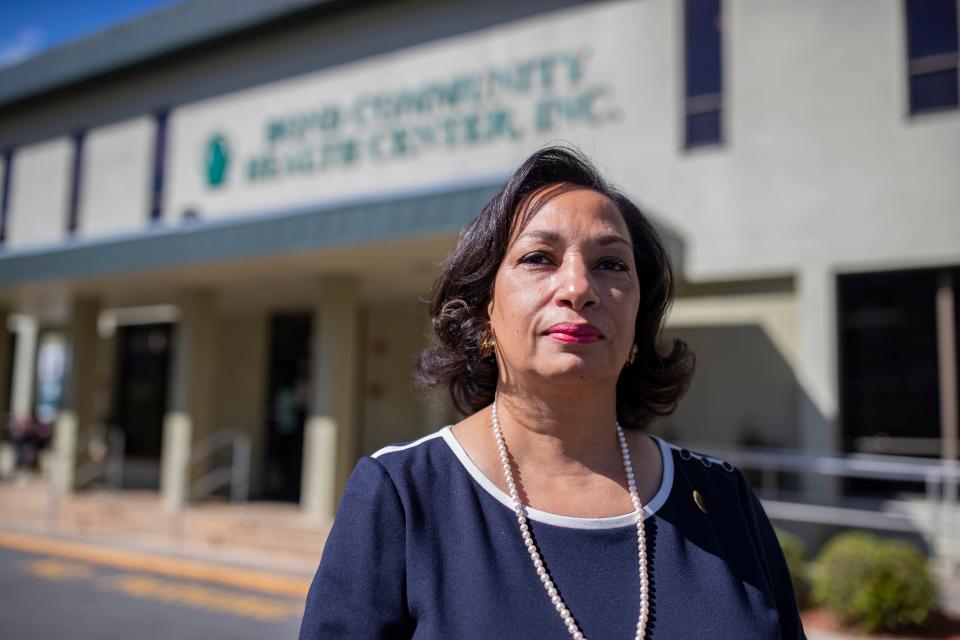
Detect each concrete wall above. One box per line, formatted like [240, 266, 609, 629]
[658, 325, 799, 447]
[359, 298, 434, 454]
[158, 0, 960, 279]
[78, 117, 154, 239]
[659, 292, 800, 447]
[214, 308, 268, 497]
[3, 0, 953, 278]
[678, 0, 959, 278]
[6, 137, 71, 249]
[568, 0, 960, 283]
[0, 153, 6, 223]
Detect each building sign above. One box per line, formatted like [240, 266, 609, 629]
[168, 3, 636, 220]
[224, 51, 616, 188]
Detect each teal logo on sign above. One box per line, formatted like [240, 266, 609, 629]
[204, 133, 230, 188]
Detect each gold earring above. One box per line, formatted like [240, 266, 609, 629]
[627, 343, 638, 365]
[480, 326, 496, 359]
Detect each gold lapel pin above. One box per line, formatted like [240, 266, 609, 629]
[693, 490, 708, 513]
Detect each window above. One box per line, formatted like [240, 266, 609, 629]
[0, 148, 12, 246]
[151, 109, 169, 222]
[905, 0, 959, 114]
[839, 266, 960, 496]
[683, 0, 724, 147]
[67, 130, 85, 236]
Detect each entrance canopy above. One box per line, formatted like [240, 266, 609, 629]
[0, 183, 500, 290]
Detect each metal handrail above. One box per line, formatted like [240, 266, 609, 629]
[679, 441, 960, 480]
[677, 440, 960, 572]
[187, 429, 250, 503]
[74, 426, 125, 490]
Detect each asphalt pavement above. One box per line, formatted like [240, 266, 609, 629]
[0, 544, 305, 639]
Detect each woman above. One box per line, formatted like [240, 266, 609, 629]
[299, 146, 805, 639]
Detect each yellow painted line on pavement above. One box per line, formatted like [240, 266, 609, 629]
[97, 574, 303, 621]
[23, 558, 95, 580]
[16, 557, 302, 622]
[0, 530, 311, 599]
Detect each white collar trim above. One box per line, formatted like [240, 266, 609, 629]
[440, 424, 674, 530]
[371, 429, 445, 459]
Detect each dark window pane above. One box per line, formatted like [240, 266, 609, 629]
[67, 131, 84, 235]
[905, 0, 958, 59]
[0, 149, 12, 245]
[151, 110, 169, 222]
[685, 0, 723, 97]
[840, 270, 941, 445]
[685, 110, 722, 147]
[839, 269, 943, 497]
[838, 267, 943, 498]
[910, 68, 960, 111]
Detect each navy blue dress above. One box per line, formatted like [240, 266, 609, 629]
[299, 426, 806, 639]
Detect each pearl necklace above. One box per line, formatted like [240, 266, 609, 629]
[491, 400, 649, 640]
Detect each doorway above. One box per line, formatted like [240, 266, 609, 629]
[263, 312, 311, 502]
[112, 323, 172, 489]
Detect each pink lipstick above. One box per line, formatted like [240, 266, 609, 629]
[546, 323, 602, 344]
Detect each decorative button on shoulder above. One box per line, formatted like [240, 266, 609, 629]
[676, 446, 734, 473]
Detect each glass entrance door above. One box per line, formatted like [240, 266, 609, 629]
[112, 323, 171, 489]
[263, 312, 311, 502]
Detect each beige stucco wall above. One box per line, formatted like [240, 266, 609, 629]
[78, 117, 154, 239]
[360, 298, 436, 455]
[0, 153, 6, 221]
[657, 292, 799, 447]
[6, 137, 71, 249]
[214, 308, 268, 497]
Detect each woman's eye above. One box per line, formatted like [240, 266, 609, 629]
[598, 258, 628, 272]
[520, 252, 552, 265]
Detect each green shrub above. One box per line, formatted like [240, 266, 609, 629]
[810, 531, 937, 633]
[775, 527, 808, 607]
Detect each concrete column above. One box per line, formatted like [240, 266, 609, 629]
[160, 289, 218, 512]
[0, 309, 11, 421]
[301, 276, 361, 521]
[9, 314, 38, 425]
[936, 271, 958, 509]
[52, 296, 101, 495]
[796, 265, 840, 497]
[4, 314, 39, 479]
[0, 309, 13, 477]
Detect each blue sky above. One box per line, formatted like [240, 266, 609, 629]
[0, 0, 181, 68]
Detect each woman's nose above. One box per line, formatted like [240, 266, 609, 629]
[555, 258, 599, 310]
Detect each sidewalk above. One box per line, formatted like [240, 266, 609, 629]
[0, 478, 328, 579]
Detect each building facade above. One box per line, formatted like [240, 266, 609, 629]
[0, 0, 957, 518]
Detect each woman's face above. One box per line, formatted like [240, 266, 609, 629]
[487, 186, 640, 388]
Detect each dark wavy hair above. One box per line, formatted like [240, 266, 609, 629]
[415, 145, 695, 429]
